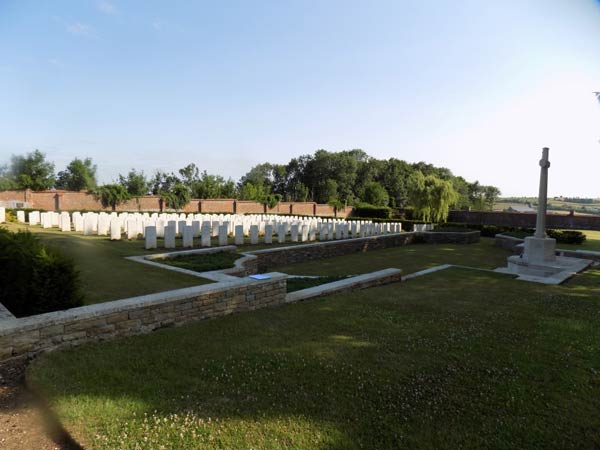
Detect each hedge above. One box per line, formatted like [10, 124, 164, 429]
[0, 228, 84, 317]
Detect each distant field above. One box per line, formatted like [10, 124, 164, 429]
[494, 198, 600, 215]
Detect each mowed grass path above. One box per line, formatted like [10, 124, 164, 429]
[28, 266, 600, 450]
[274, 238, 510, 276]
[4, 223, 210, 305]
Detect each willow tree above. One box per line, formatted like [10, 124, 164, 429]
[407, 172, 458, 222]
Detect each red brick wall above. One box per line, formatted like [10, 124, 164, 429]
[291, 202, 315, 216]
[0, 190, 27, 203]
[199, 199, 235, 213]
[235, 201, 265, 214]
[0, 189, 354, 216]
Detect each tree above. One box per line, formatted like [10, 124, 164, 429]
[0, 164, 15, 190]
[193, 171, 235, 199]
[407, 172, 458, 222]
[161, 183, 191, 210]
[362, 181, 389, 207]
[118, 169, 149, 196]
[178, 163, 200, 190]
[150, 170, 180, 195]
[9, 150, 55, 190]
[94, 184, 130, 211]
[483, 186, 501, 211]
[55, 157, 97, 191]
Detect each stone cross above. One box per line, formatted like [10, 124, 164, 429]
[534, 147, 550, 239]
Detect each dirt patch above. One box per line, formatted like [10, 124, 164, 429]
[0, 358, 80, 450]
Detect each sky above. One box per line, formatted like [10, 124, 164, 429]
[1, 0, 600, 197]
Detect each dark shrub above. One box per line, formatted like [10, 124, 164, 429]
[0, 228, 83, 317]
[352, 205, 391, 219]
[441, 222, 587, 244]
[546, 229, 586, 245]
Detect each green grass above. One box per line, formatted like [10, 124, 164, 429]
[2, 223, 211, 305]
[28, 266, 600, 449]
[273, 238, 510, 277]
[159, 251, 240, 272]
[558, 229, 600, 252]
[286, 276, 349, 292]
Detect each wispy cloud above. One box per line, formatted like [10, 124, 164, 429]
[97, 1, 116, 15]
[67, 22, 94, 37]
[48, 58, 64, 68]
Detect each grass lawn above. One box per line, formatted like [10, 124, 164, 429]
[273, 238, 510, 277]
[159, 251, 240, 272]
[558, 229, 600, 252]
[28, 265, 600, 449]
[286, 275, 349, 292]
[2, 223, 211, 305]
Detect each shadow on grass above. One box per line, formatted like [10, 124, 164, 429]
[27, 268, 600, 450]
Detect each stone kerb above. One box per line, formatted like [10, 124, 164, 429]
[421, 230, 480, 244]
[285, 268, 403, 304]
[494, 233, 525, 252]
[0, 273, 287, 361]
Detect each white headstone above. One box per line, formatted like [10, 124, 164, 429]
[0, 207, 4, 224]
[28, 210, 40, 226]
[156, 220, 165, 238]
[192, 220, 201, 238]
[164, 224, 176, 248]
[264, 224, 273, 244]
[218, 224, 228, 246]
[73, 212, 83, 232]
[60, 212, 71, 232]
[145, 226, 157, 249]
[290, 224, 299, 242]
[250, 225, 259, 244]
[178, 220, 187, 237]
[16, 210, 25, 223]
[201, 222, 211, 247]
[83, 215, 95, 236]
[182, 225, 193, 248]
[234, 225, 244, 245]
[110, 219, 121, 240]
[278, 224, 286, 243]
[300, 224, 309, 242]
[127, 218, 138, 239]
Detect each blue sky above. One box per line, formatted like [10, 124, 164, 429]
[1, 0, 600, 196]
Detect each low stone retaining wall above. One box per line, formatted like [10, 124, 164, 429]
[421, 230, 480, 244]
[495, 233, 524, 252]
[247, 233, 416, 271]
[0, 274, 286, 362]
[246, 231, 480, 272]
[286, 269, 403, 303]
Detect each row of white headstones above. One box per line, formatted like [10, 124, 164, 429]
[9, 209, 416, 250]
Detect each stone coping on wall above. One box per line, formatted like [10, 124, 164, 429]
[285, 268, 402, 303]
[0, 273, 286, 338]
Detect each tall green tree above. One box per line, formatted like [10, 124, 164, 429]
[362, 181, 389, 207]
[55, 157, 97, 191]
[408, 172, 458, 222]
[9, 150, 55, 190]
[0, 164, 15, 190]
[483, 186, 501, 211]
[118, 169, 149, 196]
[94, 184, 130, 211]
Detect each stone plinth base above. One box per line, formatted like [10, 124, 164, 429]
[497, 254, 592, 285]
[523, 236, 556, 263]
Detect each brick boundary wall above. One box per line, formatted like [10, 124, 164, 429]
[244, 231, 480, 272]
[0, 190, 353, 217]
[0, 274, 286, 362]
[448, 210, 600, 231]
